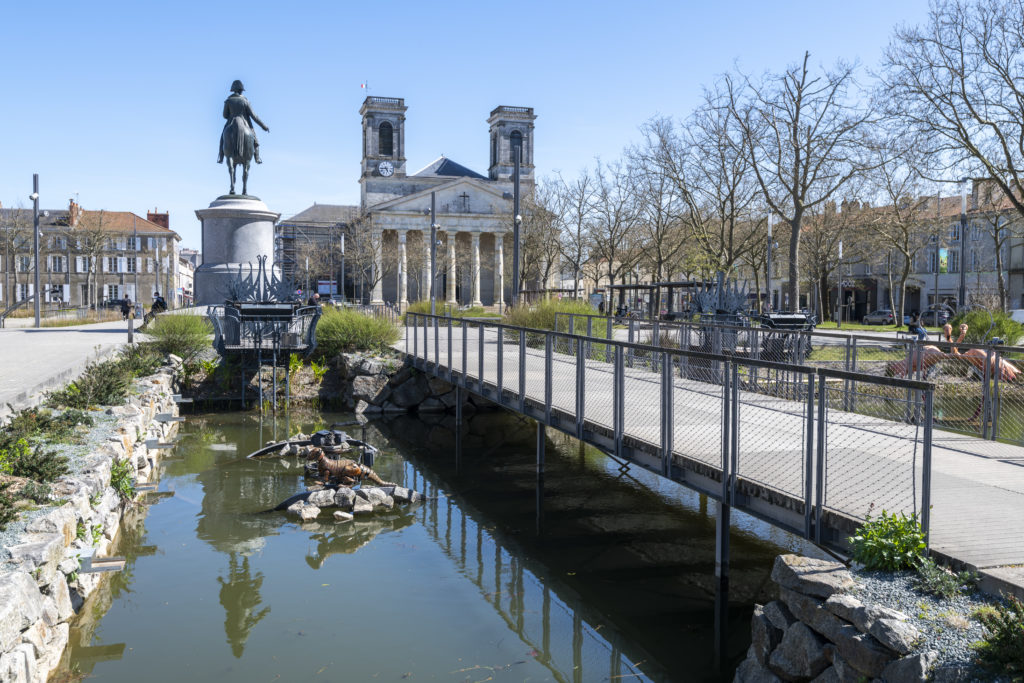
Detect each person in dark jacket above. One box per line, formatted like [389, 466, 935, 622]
[120, 297, 132, 321]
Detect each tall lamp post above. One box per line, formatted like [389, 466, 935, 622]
[512, 140, 522, 308]
[430, 192, 438, 316]
[765, 213, 773, 313]
[958, 178, 970, 311]
[30, 174, 40, 328]
[837, 240, 844, 329]
[339, 230, 346, 303]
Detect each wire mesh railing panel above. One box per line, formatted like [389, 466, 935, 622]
[821, 380, 924, 521]
[621, 356, 662, 451]
[734, 364, 810, 499]
[548, 335, 578, 416]
[670, 363, 725, 468]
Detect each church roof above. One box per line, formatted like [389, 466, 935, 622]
[411, 156, 487, 180]
[281, 203, 359, 224]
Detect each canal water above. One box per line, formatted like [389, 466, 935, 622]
[56, 409, 825, 682]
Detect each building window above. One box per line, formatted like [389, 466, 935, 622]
[18, 283, 29, 301]
[17, 256, 31, 273]
[928, 252, 936, 273]
[51, 256, 64, 273]
[379, 122, 393, 157]
[107, 257, 120, 273]
[510, 130, 523, 161]
[107, 284, 119, 301]
[949, 249, 960, 273]
[126, 257, 137, 273]
[950, 222, 960, 241]
[52, 237, 67, 250]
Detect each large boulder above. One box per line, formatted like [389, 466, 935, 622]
[879, 651, 938, 683]
[352, 497, 374, 515]
[334, 487, 356, 510]
[823, 594, 919, 655]
[750, 604, 783, 666]
[771, 555, 855, 599]
[0, 572, 44, 651]
[734, 650, 782, 683]
[352, 374, 389, 404]
[768, 622, 829, 681]
[299, 505, 320, 522]
[307, 489, 336, 508]
[390, 373, 431, 408]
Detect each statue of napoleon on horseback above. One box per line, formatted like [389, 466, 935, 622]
[218, 80, 269, 196]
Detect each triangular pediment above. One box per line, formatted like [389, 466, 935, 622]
[369, 177, 511, 215]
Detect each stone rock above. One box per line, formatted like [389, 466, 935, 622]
[299, 505, 320, 521]
[388, 366, 413, 387]
[7, 534, 65, 576]
[768, 622, 829, 680]
[439, 389, 460, 409]
[377, 495, 395, 510]
[427, 376, 453, 395]
[779, 588, 846, 642]
[38, 623, 69, 679]
[307, 489, 336, 508]
[356, 357, 383, 376]
[334, 487, 356, 510]
[772, 554, 855, 599]
[0, 644, 34, 683]
[392, 486, 411, 503]
[45, 576, 73, 622]
[352, 374, 388, 403]
[878, 650, 938, 683]
[286, 502, 305, 516]
[25, 504, 77, 547]
[0, 571, 44, 651]
[763, 600, 798, 632]
[408, 490, 424, 503]
[20, 619, 48, 658]
[333, 511, 354, 522]
[824, 648, 869, 683]
[419, 397, 446, 413]
[809, 666, 838, 683]
[734, 651, 782, 683]
[40, 597, 59, 628]
[828, 625, 894, 678]
[352, 497, 374, 515]
[931, 664, 973, 682]
[359, 487, 388, 506]
[167, 353, 183, 365]
[391, 373, 430, 408]
[381, 400, 407, 414]
[824, 594, 911, 642]
[867, 617, 920, 656]
[750, 604, 783, 665]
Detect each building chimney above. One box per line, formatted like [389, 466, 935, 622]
[68, 199, 81, 228]
[147, 210, 170, 229]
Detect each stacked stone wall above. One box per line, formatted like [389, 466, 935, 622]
[0, 364, 180, 683]
[736, 555, 936, 683]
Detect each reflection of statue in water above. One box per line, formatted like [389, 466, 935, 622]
[218, 80, 270, 196]
[305, 515, 415, 570]
[217, 553, 271, 658]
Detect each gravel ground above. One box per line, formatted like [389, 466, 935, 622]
[851, 569, 1010, 681]
[0, 408, 119, 562]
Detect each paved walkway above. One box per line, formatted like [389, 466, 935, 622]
[398, 324, 1024, 593]
[0, 321, 130, 421]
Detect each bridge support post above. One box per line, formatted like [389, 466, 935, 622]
[714, 361, 733, 676]
[536, 422, 545, 536]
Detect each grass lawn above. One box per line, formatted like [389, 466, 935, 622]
[815, 321, 941, 334]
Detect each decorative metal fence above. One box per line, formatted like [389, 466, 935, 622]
[554, 312, 1024, 445]
[406, 313, 935, 546]
[208, 304, 321, 355]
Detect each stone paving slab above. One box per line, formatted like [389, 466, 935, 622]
[0, 321, 130, 422]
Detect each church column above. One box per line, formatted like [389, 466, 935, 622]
[422, 230, 432, 302]
[494, 233, 504, 309]
[446, 232, 457, 305]
[398, 231, 408, 309]
[471, 232, 482, 307]
[370, 229, 384, 305]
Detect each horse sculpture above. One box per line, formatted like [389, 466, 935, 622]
[218, 80, 269, 196]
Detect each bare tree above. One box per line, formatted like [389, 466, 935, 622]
[799, 201, 864, 321]
[68, 210, 111, 310]
[519, 183, 561, 298]
[590, 160, 640, 291]
[0, 205, 32, 308]
[552, 170, 595, 299]
[882, 0, 1024, 225]
[972, 181, 1021, 310]
[726, 51, 873, 310]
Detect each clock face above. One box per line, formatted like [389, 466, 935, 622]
[378, 161, 395, 177]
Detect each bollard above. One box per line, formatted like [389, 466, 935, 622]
[128, 314, 134, 344]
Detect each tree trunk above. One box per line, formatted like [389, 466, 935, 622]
[788, 213, 802, 310]
[994, 234, 1007, 312]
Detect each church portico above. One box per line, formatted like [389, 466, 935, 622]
[358, 96, 534, 309]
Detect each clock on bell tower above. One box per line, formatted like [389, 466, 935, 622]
[359, 96, 407, 180]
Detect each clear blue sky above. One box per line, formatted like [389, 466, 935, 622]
[1, 0, 932, 248]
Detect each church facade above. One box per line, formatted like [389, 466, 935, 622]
[358, 96, 535, 307]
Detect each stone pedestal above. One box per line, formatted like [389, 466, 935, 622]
[194, 195, 279, 305]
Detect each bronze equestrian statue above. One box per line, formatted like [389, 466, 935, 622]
[218, 80, 269, 196]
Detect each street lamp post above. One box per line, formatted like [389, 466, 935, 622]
[512, 141, 521, 308]
[959, 178, 970, 311]
[339, 231, 346, 303]
[31, 174, 40, 328]
[837, 240, 844, 329]
[765, 213, 773, 313]
[430, 192, 438, 316]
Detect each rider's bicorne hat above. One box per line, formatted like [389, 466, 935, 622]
[231, 80, 244, 93]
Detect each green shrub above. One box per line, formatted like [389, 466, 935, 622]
[974, 594, 1024, 679]
[849, 510, 927, 571]
[49, 347, 161, 409]
[315, 307, 400, 359]
[20, 481, 51, 504]
[0, 483, 17, 532]
[913, 556, 977, 598]
[310, 360, 328, 383]
[503, 299, 602, 334]
[145, 314, 213, 360]
[110, 458, 135, 501]
[10, 444, 69, 483]
[118, 344, 164, 378]
[949, 309, 1024, 345]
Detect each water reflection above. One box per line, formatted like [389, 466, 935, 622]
[217, 553, 270, 658]
[304, 513, 415, 569]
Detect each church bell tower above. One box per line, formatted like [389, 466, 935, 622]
[360, 96, 407, 181]
[487, 106, 536, 182]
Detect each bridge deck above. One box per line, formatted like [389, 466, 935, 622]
[397, 325, 1024, 572]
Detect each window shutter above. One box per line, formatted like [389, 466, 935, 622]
[102, 258, 108, 273]
[44, 286, 50, 303]
[28, 284, 34, 297]
[63, 284, 70, 302]
[119, 257, 126, 272]
[147, 258, 153, 273]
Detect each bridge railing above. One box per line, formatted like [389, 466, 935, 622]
[554, 311, 1024, 445]
[406, 312, 935, 547]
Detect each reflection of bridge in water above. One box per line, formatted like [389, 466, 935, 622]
[399, 458, 657, 683]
